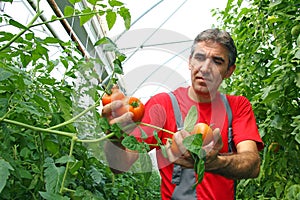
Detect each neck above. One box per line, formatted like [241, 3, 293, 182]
[188, 87, 217, 103]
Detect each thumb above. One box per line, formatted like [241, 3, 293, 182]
[212, 128, 223, 150]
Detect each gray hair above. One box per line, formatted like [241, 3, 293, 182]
[190, 28, 237, 67]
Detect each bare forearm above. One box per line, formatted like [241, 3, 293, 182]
[205, 151, 261, 180]
[104, 140, 138, 174]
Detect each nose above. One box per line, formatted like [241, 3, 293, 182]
[200, 59, 211, 74]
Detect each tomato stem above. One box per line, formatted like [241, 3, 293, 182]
[60, 136, 76, 194]
[139, 122, 175, 135]
[148, 143, 160, 147]
[76, 132, 115, 143]
[2, 118, 75, 138]
[130, 101, 139, 108]
[47, 99, 100, 130]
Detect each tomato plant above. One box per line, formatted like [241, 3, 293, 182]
[0, 0, 162, 199]
[214, 0, 300, 198]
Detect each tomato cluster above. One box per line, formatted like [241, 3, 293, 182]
[102, 87, 125, 106]
[170, 123, 213, 156]
[102, 87, 145, 122]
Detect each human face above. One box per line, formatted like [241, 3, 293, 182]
[188, 40, 235, 101]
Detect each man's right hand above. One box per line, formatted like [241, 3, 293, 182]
[102, 100, 134, 126]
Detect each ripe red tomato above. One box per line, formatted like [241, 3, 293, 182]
[127, 97, 145, 122]
[102, 88, 125, 106]
[191, 123, 213, 146]
[111, 96, 144, 122]
[268, 142, 280, 153]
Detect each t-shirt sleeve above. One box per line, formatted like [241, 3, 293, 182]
[230, 96, 264, 151]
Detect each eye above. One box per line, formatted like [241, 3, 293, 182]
[213, 57, 225, 65]
[214, 60, 222, 65]
[194, 54, 205, 61]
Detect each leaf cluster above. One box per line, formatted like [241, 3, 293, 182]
[0, 0, 160, 199]
[213, 0, 300, 198]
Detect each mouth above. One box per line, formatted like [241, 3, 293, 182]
[195, 76, 210, 86]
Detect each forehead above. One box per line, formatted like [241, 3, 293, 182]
[193, 41, 229, 60]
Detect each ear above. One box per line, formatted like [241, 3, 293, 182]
[224, 64, 236, 78]
[188, 55, 193, 70]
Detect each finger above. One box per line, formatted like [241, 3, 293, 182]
[179, 129, 190, 138]
[173, 157, 194, 168]
[102, 100, 123, 117]
[165, 141, 178, 163]
[174, 131, 188, 153]
[110, 112, 133, 125]
[212, 128, 223, 150]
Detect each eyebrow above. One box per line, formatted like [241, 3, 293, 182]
[194, 52, 226, 63]
[213, 56, 225, 63]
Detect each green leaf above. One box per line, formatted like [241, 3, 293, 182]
[18, 168, 33, 179]
[108, 0, 124, 7]
[43, 158, 65, 193]
[94, 36, 111, 46]
[106, 10, 117, 30]
[0, 159, 14, 193]
[118, 7, 131, 30]
[193, 156, 205, 185]
[44, 139, 60, 155]
[285, 184, 300, 199]
[87, 0, 97, 6]
[55, 155, 75, 164]
[9, 19, 28, 30]
[39, 191, 70, 200]
[69, 0, 81, 5]
[183, 105, 198, 132]
[121, 135, 141, 151]
[37, 77, 56, 85]
[295, 49, 300, 59]
[64, 6, 75, 17]
[79, 8, 94, 26]
[20, 53, 32, 68]
[117, 53, 126, 62]
[44, 37, 64, 44]
[139, 153, 152, 177]
[160, 145, 168, 158]
[139, 127, 148, 139]
[183, 134, 205, 186]
[183, 134, 203, 156]
[0, 68, 13, 81]
[153, 130, 162, 145]
[113, 59, 123, 74]
[25, 32, 34, 40]
[269, 0, 282, 7]
[90, 166, 103, 184]
[51, 15, 58, 20]
[69, 160, 83, 175]
[296, 72, 300, 88]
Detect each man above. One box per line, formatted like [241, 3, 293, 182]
[103, 28, 264, 200]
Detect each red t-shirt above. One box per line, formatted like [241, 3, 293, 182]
[132, 87, 264, 200]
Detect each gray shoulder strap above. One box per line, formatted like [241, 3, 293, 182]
[220, 94, 234, 152]
[168, 92, 197, 199]
[168, 92, 183, 130]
